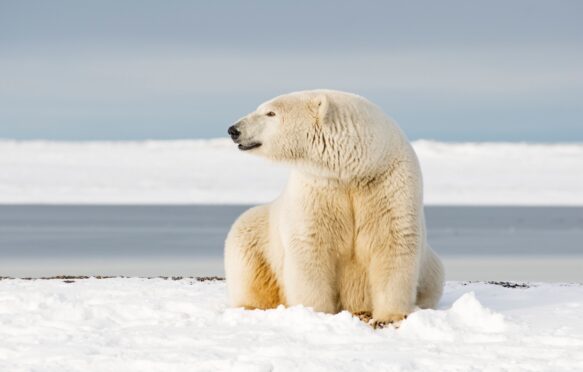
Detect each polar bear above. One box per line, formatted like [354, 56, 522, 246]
[224, 90, 444, 325]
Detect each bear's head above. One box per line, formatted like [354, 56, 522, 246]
[228, 90, 398, 180]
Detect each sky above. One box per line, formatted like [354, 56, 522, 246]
[1, 0, 582, 142]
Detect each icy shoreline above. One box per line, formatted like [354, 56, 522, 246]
[1, 139, 582, 205]
[1, 278, 582, 371]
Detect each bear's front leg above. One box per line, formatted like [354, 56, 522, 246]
[283, 239, 339, 314]
[369, 252, 418, 324]
[279, 172, 352, 314]
[367, 202, 422, 324]
[364, 164, 424, 325]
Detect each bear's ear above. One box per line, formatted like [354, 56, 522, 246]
[313, 94, 330, 125]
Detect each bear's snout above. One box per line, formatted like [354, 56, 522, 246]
[228, 125, 240, 141]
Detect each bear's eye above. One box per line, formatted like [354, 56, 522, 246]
[266, 111, 276, 117]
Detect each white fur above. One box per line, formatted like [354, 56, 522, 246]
[225, 90, 444, 323]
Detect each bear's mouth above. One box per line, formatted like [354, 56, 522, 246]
[238, 142, 262, 151]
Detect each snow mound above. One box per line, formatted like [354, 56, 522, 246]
[1, 279, 582, 371]
[400, 292, 507, 342]
[0, 139, 582, 205]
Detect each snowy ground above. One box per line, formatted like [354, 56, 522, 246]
[0, 139, 582, 205]
[0, 278, 582, 371]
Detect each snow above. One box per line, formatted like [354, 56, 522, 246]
[0, 139, 582, 205]
[0, 278, 582, 371]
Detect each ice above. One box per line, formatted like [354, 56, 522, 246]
[0, 139, 581, 205]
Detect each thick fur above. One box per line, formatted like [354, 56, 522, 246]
[225, 90, 444, 323]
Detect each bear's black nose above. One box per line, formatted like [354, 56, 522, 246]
[228, 125, 240, 140]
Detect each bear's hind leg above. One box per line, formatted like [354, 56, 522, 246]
[224, 206, 282, 309]
[415, 244, 444, 309]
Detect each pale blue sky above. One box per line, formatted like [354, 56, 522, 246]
[1, 0, 582, 141]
